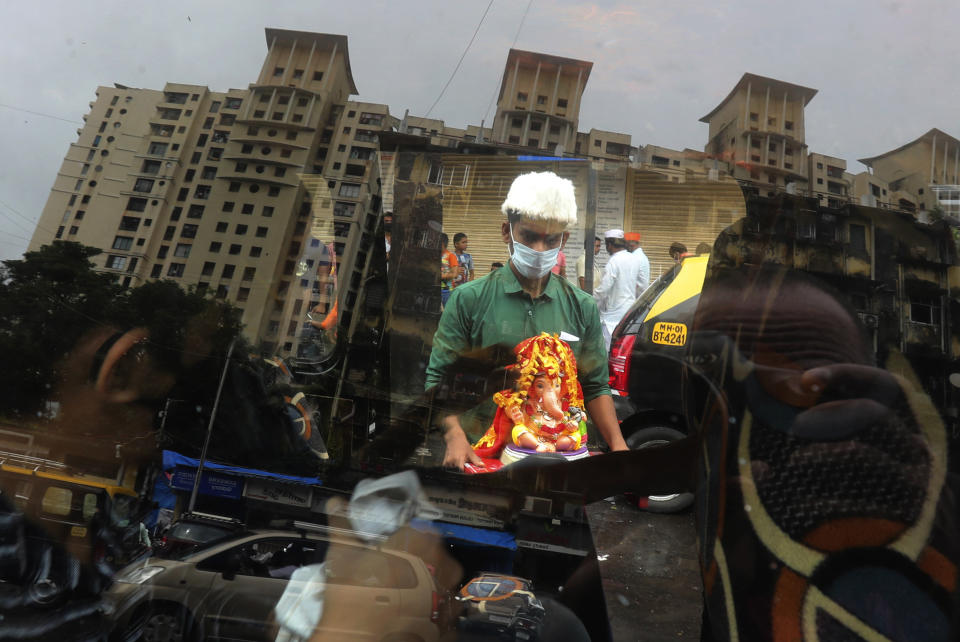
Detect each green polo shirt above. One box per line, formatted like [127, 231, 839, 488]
[426, 263, 611, 441]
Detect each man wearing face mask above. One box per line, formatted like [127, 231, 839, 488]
[425, 171, 629, 470]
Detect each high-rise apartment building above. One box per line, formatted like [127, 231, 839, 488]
[29, 30, 399, 354]
[491, 49, 593, 155]
[701, 73, 817, 196]
[858, 128, 960, 216]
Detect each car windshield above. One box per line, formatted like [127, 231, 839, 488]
[1, 4, 958, 641]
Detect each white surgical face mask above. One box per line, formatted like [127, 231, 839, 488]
[509, 225, 561, 279]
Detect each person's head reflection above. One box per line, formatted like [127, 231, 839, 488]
[689, 264, 955, 642]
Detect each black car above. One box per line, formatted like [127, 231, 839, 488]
[607, 255, 710, 512]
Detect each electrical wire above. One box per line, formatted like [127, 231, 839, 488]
[0, 103, 83, 125]
[423, 0, 496, 118]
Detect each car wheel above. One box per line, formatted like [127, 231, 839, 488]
[625, 426, 694, 513]
[140, 605, 195, 642]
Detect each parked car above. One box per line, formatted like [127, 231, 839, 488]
[457, 573, 545, 641]
[152, 511, 245, 559]
[107, 525, 448, 642]
[607, 255, 709, 512]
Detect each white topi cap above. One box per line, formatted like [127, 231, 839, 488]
[501, 172, 578, 226]
[605, 228, 625, 239]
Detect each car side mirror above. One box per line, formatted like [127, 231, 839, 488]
[221, 552, 242, 581]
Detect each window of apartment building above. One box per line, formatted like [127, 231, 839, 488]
[236, 287, 250, 303]
[175, 188, 189, 202]
[98, 122, 107, 133]
[249, 246, 262, 258]
[228, 182, 240, 192]
[112, 236, 133, 250]
[528, 138, 539, 147]
[294, 221, 307, 236]
[124, 196, 148, 212]
[220, 114, 236, 126]
[187, 204, 204, 219]
[81, 195, 91, 204]
[133, 178, 154, 193]
[170, 206, 184, 222]
[767, 117, 776, 127]
[181, 224, 198, 238]
[268, 186, 280, 196]
[556, 98, 568, 109]
[202, 117, 214, 130]
[80, 163, 90, 176]
[909, 297, 940, 325]
[338, 183, 361, 198]
[511, 118, 523, 128]
[784, 146, 793, 156]
[312, 71, 324, 81]
[209, 100, 221, 113]
[848, 224, 867, 251]
[253, 110, 265, 118]
[194, 185, 211, 199]
[749, 112, 759, 121]
[215, 285, 229, 299]
[162, 226, 175, 241]
[228, 244, 241, 255]
[508, 135, 520, 144]
[222, 201, 235, 213]
[207, 147, 223, 160]
[530, 121, 542, 132]
[274, 167, 286, 178]
[280, 148, 292, 158]
[817, 178, 824, 184]
[199, 166, 216, 180]
[106, 255, 127, 270]
[184, 169, 195, 183]
[212, 131, 228, 144]
[149, 264, 162, 278]
[191, 152, 202, 164]
[221, 264, 235, 279]
[255, 226, 268, 237]
[241, 267, 256, 281]
[119, 216, 141, 231]
[173, 243, 191, 258]
[349, 146, 374, 160]
[333, 201, 356, 218]
[236, 162, 248, 173]
[259, 206, 273, 218]
[86, 149, 95, 161]
[332, 162, 341, 170]
[209, 241, 222, 253]
[201, 261, 215, 276]
[517, 92, 528, 102]
[258, 93, 270, 103]
[536, 95, 548, 106]
[272, 112, 283, 121]
[768, 142, 777, 152]
[277, 95, 290, 105]
[273, 66, 284, 77]
[68, 225, 78, 235]
[195, 133, 208, 148]
[817, 162, 824, 170]
[286, 131, 298, 141]
[68, 194, 77, 206]
[785, 120, 794, 130]
[166, 263, 184, 277]
[235, 224, 248, 235]
[594, 139, 601, 147]
[241, 203, 254, 214]
[215, 222, 228, 233]
[75, 210, 85, 220]
[297, 97, 308, 107]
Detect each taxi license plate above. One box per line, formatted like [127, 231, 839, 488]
[651, 322, 687, 346]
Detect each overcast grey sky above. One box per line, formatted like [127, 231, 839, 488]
[2, 0, 958, 261]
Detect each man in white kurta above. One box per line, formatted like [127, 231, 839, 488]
[594, 229, 641, 350]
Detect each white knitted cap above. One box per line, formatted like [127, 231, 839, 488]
[500, 172, 578, 227]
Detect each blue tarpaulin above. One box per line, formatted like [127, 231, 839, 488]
[161, 450, 323, 486]
[411, 518, 517, 550]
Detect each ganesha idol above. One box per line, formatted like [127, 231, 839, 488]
[470, 333, 591, 469]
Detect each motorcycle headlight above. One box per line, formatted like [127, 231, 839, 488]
[114, 565, 165, 584]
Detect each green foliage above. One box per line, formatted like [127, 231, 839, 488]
[0, 241, 243, 419]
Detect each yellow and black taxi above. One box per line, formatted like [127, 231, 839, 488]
[607, 255, 709, 512]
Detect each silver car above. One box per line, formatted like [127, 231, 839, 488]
[106, 527, 446, 642]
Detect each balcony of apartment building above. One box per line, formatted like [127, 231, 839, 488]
[161, 91, 190, 105]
